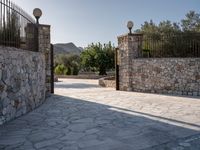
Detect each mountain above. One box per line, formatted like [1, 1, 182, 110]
[54, 43, 83, 55]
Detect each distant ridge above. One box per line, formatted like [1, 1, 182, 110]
[54, 42, 83, 55]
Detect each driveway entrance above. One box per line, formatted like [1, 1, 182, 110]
[0, 79, 200, 150]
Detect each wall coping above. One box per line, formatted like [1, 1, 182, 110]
[99, 76, 115, 81]
[117, 33, 143, 38]
[133, 57, 200, 60]
[0, 46, 42, 54]
[38, 24, 51, 27]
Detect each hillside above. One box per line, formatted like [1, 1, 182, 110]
[54, 43, 83, 55]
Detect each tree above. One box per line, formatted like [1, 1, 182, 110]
[80, 45, 97, 72]
[158, 20, 181, 34]
[139, 20, 181, 35]
[138, 11, 200, 34]
[80, 42, 115, 75]
[181, 11, 200, 32]
[54, 54, 80, 75]
[137, 11, 200, 57]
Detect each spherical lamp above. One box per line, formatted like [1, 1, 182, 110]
[127, 21, 134, 34]
[33, 8, 42, 24]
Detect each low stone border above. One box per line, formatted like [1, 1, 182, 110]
[55, 75, 108, 80]
[54, 76, 58, 82]
[99, 76, 116, 88]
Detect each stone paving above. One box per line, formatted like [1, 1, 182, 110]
[0, 79, 200, 150]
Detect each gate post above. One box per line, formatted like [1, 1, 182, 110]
[37, 24, 52, 97]
[117, 33, 143, 91]
[26, 24, 51, 97]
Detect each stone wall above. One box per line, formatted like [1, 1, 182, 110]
[131, 58, 200, 96]
[0, 47, 46, 125]
[117, 33, 200, 96]
[99, 77, 116, 88]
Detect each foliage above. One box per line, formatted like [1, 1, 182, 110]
[54, 54, 80, 75]
[54, 64, 67, 75]
[80, 42, 115, 75]
[138, 11, 200, 34]
[181, 11, 200, 32]
[72, 65, 79, 75]
[137, 11, 200, 57]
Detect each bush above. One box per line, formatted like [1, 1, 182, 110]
[66, 67, 71, 75]
[54, 64, 67, 75]
[72, 66, 79, 75]
[63, 68, 68, 75]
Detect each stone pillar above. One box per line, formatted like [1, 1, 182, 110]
[38, 24, 51, 97]
[25, 23, 38, 51]
[117, 33, 143, 91]
[25, 24, 51, 97]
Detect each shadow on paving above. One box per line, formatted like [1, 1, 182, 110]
[0, 94, 199, 150]
[55, 83, 100, 89]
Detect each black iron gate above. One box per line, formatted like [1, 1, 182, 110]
[115, 48, 119, 90]
[50, 44, 54, 93]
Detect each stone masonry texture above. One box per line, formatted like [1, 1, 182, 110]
[1, 79, 200, 150]
[131, 58, 200, 96]
[26, 24, 52, 96]
[99, 78, 116, 88]
[0, 47, 46, 125]
[118, 34, 143, 91]
[38, 25, 52, 96]
[118, 34, 200, 96]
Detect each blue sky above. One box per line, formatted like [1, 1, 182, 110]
[12, 0, 200, 47]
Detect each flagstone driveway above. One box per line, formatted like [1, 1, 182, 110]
[0, 79, 200, 150]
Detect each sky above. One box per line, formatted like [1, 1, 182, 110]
[12, 0, 200, 47]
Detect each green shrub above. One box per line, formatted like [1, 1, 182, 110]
[54, 64, 66, 75]
[72, 66, 79, 75]
[66, 67, 71, 75]
[63, 68, 68, 75]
